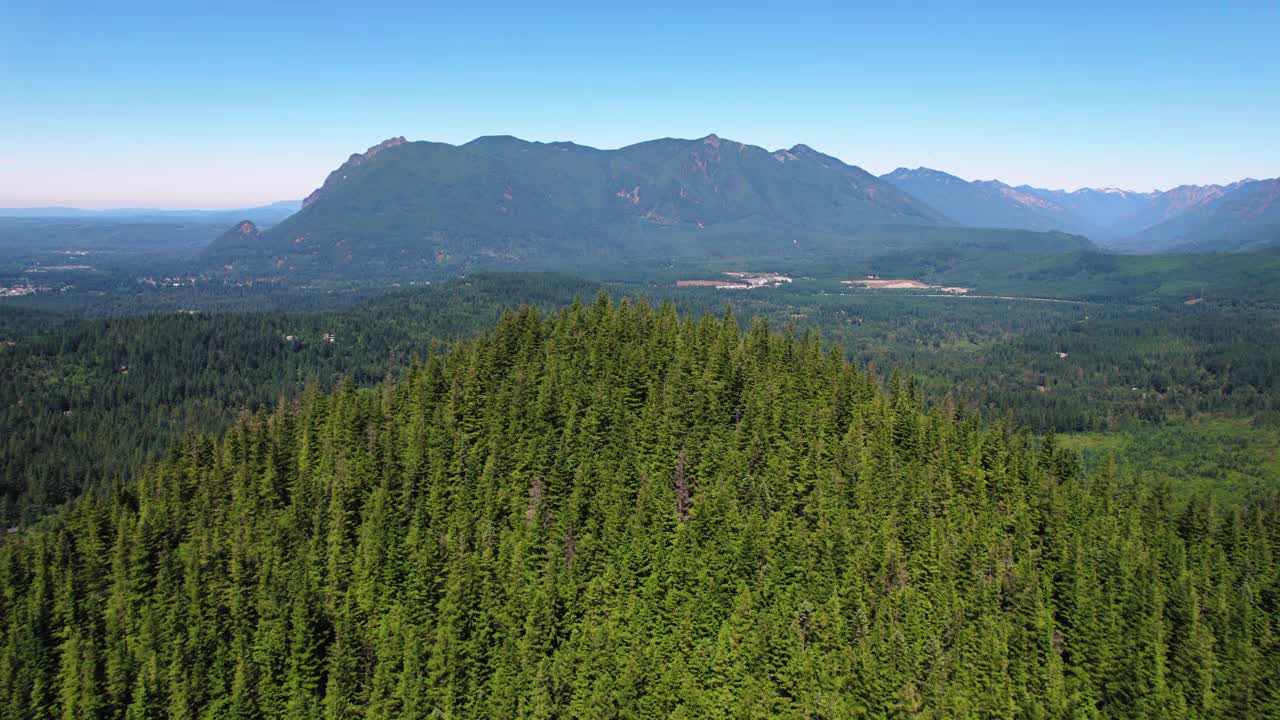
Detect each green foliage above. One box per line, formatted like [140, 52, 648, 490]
[1062, 416, 1280, 503]
[7, 267, 1280, 525]
[0, 273, 596, 523]
[2, 299, 1278, 718]
[903, 247, 1280, 303]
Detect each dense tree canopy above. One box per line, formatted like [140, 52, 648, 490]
[0, 273, 595, 523]
[8, 270, 1280, 524]
[3, 296, 1277, 718]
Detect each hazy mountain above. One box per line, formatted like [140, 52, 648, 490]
[880, 168, 1097, 235]
[1023, 180, 1280, 251]
[881, 167, 1277, 252]
[205, 134, 961, 275]
[1115, 179, 1280, 252]
[1107, 183, 1237, 238]
[1016, 186, 1156, 229]
[0, 200, 302, 226]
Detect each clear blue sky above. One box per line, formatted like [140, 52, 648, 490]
[2, 1, 1277, 208]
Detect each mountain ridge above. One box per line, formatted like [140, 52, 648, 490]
[882, 167, 1279, 251]
[206, 133, 959, 276]
[1117, 178, 1280, 252]
[0, 200, 301, 225]
[880, 167, 1098, 236]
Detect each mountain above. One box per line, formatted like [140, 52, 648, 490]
[207, 219, 264, 260]
[880, 167, 1098, 236]
[204, 134, 952, 276]
[1116, 178, 1280, 252]
[1106, 183, 1236, 239]
[881, 167, 1279, 252]
[0, 200, 301, 225]
[1028, 180, 1280, 251]
[1016, 186, 1156, 229]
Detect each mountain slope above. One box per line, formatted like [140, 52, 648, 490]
[1118, 178, 1280, 252]
[206, 219, 263, 259]
[880, 167, 1097, 236]
[881, 167, 1278, 252]
[205, 135, 948, 276]
[1107, 183, 1235, 240]
[1017, 186, 1155, 229]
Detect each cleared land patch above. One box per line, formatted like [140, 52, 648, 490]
[676, 272, 793, 290]
[843, 277, 971, 294]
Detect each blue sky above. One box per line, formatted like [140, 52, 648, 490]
[2, 1, 1277, 208]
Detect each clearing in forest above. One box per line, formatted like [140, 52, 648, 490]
[843, 277, 971, 294]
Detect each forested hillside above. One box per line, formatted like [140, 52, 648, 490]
[7, 267, 1280, 524]
[203, 134, 945, 278]
[0, 273, 594, 523]
[3, 297, 1277, 718]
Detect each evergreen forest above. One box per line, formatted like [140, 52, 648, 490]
[3, 297, 1277, 718]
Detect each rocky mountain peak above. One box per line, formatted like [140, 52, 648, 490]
[303, 136, 409, 208]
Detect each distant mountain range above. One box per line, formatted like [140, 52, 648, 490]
[879, 167, 1107, 237]
[880, 168, 1279, 252]
[204, 134, 1013, 277]
[0, 201, 302, 226]
[1118, 178, 1280, 252]
[215, 134, 1272, 271]
[11, 134, 1273, 275]
[1018, 185, 1155, 230]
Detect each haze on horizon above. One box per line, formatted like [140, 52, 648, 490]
[2, 0, 1277, 209]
